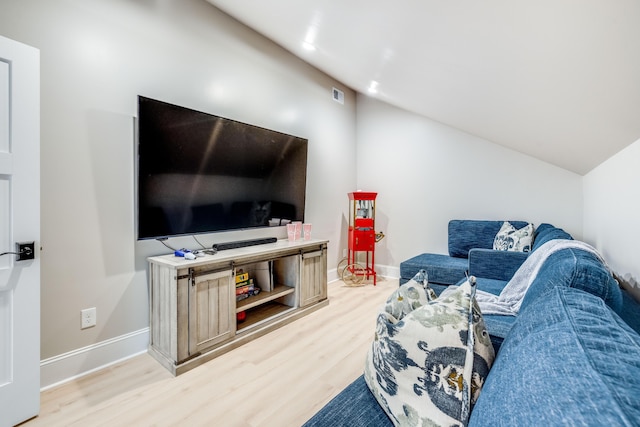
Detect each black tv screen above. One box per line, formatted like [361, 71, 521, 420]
[136, 96, 308, 240]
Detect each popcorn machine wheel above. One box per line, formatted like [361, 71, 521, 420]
[338, 191, 385, 286]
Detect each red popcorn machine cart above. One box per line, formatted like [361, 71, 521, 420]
[340, 191, 385, 285]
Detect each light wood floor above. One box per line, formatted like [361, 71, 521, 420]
[24, 278, 395, 427]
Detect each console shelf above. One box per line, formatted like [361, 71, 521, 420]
[237, 302, 295, 332]
[236, 284, 295, 312]
[147, 239, 328, 375]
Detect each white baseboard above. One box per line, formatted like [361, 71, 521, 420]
[40, 265, 398, 390]
[40, 327, 149, 391]
[375, 264, 399, 279]
[328, 267, 340, 282]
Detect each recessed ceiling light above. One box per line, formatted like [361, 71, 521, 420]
[303, 16, 319, 52]
[368, 81, 379, 94]
[302, 41, 316, 51]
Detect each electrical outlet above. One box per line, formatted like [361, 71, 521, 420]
[81, 307, 97, 329]
[16, 241, 35, 261]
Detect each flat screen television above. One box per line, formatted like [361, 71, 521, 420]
[136, 96, 308, 240]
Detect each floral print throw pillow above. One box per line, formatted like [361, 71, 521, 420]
[364, 277, 495, 426]
[492, 221, 534, 252]
[384, 270, 436, 322]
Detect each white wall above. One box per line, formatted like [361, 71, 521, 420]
[2, 0, 627, 385]
[583, 138, 640, 299]
[355, 96, 584, 272]
[0, 0, 356, 361]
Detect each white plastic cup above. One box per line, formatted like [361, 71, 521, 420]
[293, 221, 302, 240]
[303, 223, 312, 240]
[287, 223, 296, 241]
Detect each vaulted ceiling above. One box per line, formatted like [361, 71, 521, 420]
[208, 1, 640, 175]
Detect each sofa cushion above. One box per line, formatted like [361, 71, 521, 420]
[492, 221, 534, 252]
[468, 248, 529, 281]
[480, 315, 515, 354]
[519, 247, 622, 314]
[302, 375, 392, 427]
[531, 222, 572, 252]
[472, 277, 507, 297]
[364, 279, 495, 426]
[469, 286, 640, 426]
[400, 253, 468, 286]
[448, 220, 529, 258]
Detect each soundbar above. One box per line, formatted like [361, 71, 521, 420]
[212, 237, 278, 252]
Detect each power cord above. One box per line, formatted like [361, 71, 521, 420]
[192, 235, 207, 250]
[156, 237, 218, 256]
[0, 247, 33, 257]
[192, 235, 217, 255]
[157, 237, 217, 256]
[156, 238, 178, 252]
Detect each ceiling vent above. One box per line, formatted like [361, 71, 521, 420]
[332, 87, 344, 104]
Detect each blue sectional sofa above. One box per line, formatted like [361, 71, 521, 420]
[399, 220, 572, 291]
[305, 286, 640, 426]
[304, 221, 640, 426]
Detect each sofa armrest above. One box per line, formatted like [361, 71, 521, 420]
[468, 248, 528, 281]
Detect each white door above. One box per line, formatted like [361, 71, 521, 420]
[0, 36, 40, 427]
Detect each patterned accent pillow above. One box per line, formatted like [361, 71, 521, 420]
[384, 270, 436, 322]
[364, 278, 495, 426]
[492, 221, 534, 252]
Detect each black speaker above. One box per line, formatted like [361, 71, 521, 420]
[212, 237, 277, 252]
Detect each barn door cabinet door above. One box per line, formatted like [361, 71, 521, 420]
[300, 247, 327, 307]
[188, 269, 235, 355]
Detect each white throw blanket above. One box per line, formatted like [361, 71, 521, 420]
[474, 239, 610, 316]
